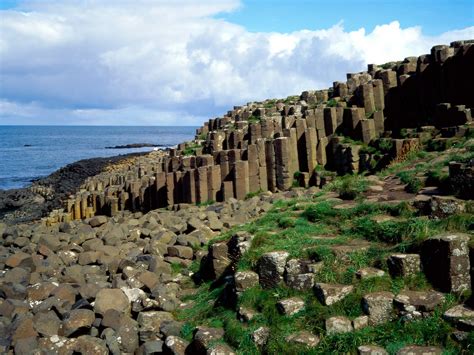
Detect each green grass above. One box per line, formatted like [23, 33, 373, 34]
[175, 143, 474, 354]
[328, 174, 368, 200]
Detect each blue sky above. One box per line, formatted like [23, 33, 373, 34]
[0, 0, 473, 125]
[221, 0, 474, 35]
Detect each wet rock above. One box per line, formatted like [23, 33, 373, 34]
[257, 251, 289, 288]
[276, 297, 305, 316]
[358, 345, 388, 355]
[387, 254, 421, 278]
[251, 326, 270, 348]
[234, 271, 259, 292]
[326, 316, 353, 335]
[362, 292, 394, 325]
[396, 345, 443, 354]
[93, 288, 130, 315]
[314, 283, 353, 306]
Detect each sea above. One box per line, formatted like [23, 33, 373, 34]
[0, 126, 197, 190]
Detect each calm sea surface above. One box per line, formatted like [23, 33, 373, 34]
[0, 126, 196, 190]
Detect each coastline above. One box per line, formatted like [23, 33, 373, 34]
[0, 151, 155, 224]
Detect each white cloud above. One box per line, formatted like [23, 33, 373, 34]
[0, 0, 473, 125]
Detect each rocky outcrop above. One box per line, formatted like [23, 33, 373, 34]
[30, 41, 472, 226]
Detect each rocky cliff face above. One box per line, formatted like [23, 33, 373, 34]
[47, 40, 473, 225]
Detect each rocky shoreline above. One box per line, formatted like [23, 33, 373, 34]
[0, 40, 473, 354]
[0, 152, 152, 224]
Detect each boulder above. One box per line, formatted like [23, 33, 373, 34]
[285, 330, 320, 348]
[257, 251, 289, 288]
[251, 326, 270, 348]
[276, 297, 305, 316]
[387, 254, 421, 278]
[314, 283, 353, 306]
[62, 309, 95, 336]
[326, 316, 353, 335]
[352, 315, 369, 330]
[234, 271, 259, 292]
[362, 292, 394, 325]
[89, 216, 108, 227]
[167, 246, 194, 260]
[421, 233, 471, 293]
[93, 288, 130, 316]
[191, 326, 225, 354]
[164, 335, 189, 355]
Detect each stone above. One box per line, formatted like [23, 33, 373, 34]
[237, 306, 257, 322]
[89, 215, 108, 227]
[257, 251, 289, 288]
[141, 340, 164, 354]
[443, 304, 474, 329]
[138, 311, 174, 342]
[358, 345, 388, 355]
[362, 292, 394, 325]
[62, 309, 95, 336]
[93, 288, 130, 315]
[352, 315, 369, 330]
[429, 195, 465, 218]
[356, 267, 385, 279]
[387, 254, 421, 278]
[326, 316, 353, 335]
[393, 290, 445, 312]
[314, 283, 354, 306]
[164, 335, 189, 355]
[421, 233, 471, 293]
[33, 311, 61, 336]
[276, 297, 305, 316]
[191, 326, 225, 353]
[251, 326, 270, 348]
[206, 343, 236, 355]
[167, 246, 194, 260]
[396, 345, 443, 355]
[234, 271, 259, 292]
[285, 330, 320, 348]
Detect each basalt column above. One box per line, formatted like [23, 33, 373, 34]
[274, 137, 292, 190]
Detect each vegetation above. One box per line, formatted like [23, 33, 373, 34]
[175, 134, 474, 354]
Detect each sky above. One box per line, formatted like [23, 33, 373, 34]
[0, 0, 473, 126]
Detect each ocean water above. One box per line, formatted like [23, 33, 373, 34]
[0, 126, 197, 190]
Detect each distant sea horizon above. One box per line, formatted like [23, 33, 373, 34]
[0, 125, 197, 190]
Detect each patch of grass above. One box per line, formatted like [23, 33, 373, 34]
[329, 174, 368, 200]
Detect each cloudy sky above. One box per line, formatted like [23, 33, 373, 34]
[0, 0, 473, 126]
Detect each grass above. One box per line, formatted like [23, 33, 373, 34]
[174, 136, 474, 354]
[328, 174, 368, 200]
